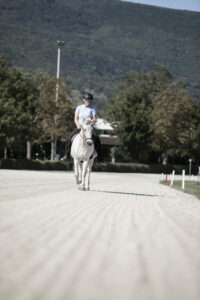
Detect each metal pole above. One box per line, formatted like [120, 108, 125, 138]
[55, 46, 61, 104]
[53, 47, 60, 160]
[57, 47, 61, 80]
[54, 40, 65, 160]
[189, 158, 192, 180]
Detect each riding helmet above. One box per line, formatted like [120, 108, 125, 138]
[84, 92, 93, 101]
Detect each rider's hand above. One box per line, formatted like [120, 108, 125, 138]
[77, 124, 81, 129]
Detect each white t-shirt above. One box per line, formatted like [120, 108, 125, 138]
[75, 104, 96, 125]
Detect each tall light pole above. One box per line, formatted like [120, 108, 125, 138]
[189, 158, 192, 179]
[51, 40, 65, 160]
[56, 40, 65, 102]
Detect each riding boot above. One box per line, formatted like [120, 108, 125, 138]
[65, 138, 71, 158]
[92, 132, 103, 162]
[96, 145, 103, 162]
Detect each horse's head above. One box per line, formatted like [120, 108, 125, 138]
[81, 118, 93, 146]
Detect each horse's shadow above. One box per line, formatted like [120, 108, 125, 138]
[91, 190, 158, 197]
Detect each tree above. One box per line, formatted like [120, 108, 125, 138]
[190, 102, 200, 163]
[0, 55, 38, 158]
[106, 66, 174, 162]
[150, 84, 196, 164]
[34, 74, 75, 160]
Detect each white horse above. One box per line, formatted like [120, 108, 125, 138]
[71, 118, 97, 190]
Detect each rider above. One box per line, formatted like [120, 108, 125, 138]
[65, 92, 103, 162]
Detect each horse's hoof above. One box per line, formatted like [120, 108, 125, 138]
[78, 186, 85, 191]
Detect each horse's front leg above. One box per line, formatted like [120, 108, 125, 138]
[85, 166, 91, 191]
[78, 162, 82, 183]
[80, 161, 89, 190]
[74, 159, 80, 185]
[85, 159, 94, 190]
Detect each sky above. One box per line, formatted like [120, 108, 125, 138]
[121, 0, 200, 12]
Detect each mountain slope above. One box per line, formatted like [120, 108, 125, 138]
[0, 0, 199, 111]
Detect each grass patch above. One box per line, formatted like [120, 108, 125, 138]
[162, 181, 200, 199]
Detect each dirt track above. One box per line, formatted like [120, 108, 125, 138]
[0, 170, 200, 300]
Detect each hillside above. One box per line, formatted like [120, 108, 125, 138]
[0, 0, 199, 113]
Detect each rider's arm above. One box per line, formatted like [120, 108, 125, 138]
[92, 114, 97, 125]
[74, 114, 81, 129]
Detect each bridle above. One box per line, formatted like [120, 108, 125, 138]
[80, 127, 93, 145]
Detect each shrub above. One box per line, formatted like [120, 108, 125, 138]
[0, 159, 73, 171]
[0, 159, 198, 174]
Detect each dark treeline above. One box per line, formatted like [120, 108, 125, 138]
[0, 55, 200, 165]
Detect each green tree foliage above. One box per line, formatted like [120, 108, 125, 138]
[106, 67, 169, 161]
[190, 102, 200, 162]
[0, 56, 75, 159]
[106, 67, 199, 163]
[34, 74, 75, 143]
[0, 55, 38, 157]
[150, 85, 196, 163]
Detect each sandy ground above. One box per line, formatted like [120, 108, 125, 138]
[0, 170, 200, 300]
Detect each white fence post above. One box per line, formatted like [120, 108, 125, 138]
[161, 173, 164, 182]
[182, 170, 185, 189]
[170, 170, 175, 186]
